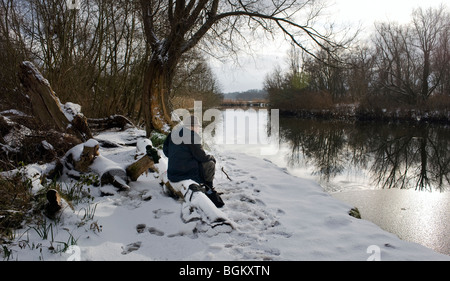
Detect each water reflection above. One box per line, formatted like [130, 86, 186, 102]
[212, 109, 450, 254]
[279, 118, 450, 192]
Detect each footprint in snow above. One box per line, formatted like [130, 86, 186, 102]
[121, 241, 142, 255]
[136, 224, 165, 236]
[148, 227, 165, 236]
[153, 209, 174, 219]
[136, 224, 146, 233]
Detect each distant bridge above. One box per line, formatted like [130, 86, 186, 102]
[220, 99, 269, 108]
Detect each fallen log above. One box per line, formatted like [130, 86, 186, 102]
[126, 155, 156, 182]
[64, 139, 130, 190]
[74, 140, 99, 173]
[126, 139, 160, 181]
[167, 179, 234, 231]
[87, 115, 134, 132]
[98, 166, 130, 191]
[19, 61, 92, 141]
[65, 139, 100, 173]
[19, 61, 69, 133]
[63, 138, 162, 192]
[156, 157, 234, 231]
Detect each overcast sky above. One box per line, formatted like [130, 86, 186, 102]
[212, 0, 446, 93]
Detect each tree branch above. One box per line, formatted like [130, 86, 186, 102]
[190, 8, 339, 60]
[140, 0, 160, 47]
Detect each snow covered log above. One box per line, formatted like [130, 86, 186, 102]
[92, 156, 130, 191]
[126, 139, 160, 181]
[172, 180, 234, 231]
[65, 139, 130, 190]
[126, 139, 159, 181]
[64, 138, 162, 192]
[72, 140, 100, 173]
[157, 157, 234, 231]
[64, 139, 98, 173]
[126, 155, 156, 182]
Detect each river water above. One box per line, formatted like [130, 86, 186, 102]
[207, 108, 450, 256]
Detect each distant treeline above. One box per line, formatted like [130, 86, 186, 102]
[264, 5, 450, 122]
[223, 89, 268, 101]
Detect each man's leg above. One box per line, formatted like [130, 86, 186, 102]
[201, 160, 216, 188]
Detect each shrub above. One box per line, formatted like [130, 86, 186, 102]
[0, 172, 33, 239]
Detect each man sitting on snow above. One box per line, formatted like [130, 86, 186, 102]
[163, 115, 223, 207]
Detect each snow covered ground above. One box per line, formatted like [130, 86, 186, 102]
[3, 127, 450, 261]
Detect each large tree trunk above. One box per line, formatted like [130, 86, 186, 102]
[420, 52, 431, 104]
[142, 58, 174, 136]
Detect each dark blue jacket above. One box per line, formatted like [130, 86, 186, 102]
[163, 127, 213, 183]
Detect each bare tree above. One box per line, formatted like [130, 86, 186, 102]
[412, 5, 449, 102]
[0, 0, 30, 110]
[139, 0, 344, 134]
[171, 49, 222, 109]
[373, 5, 449, 105]
[345, 45, 375, 102]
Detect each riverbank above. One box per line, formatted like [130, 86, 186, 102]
[277, 104, 450, 124]
[2, 127, 449, 261]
